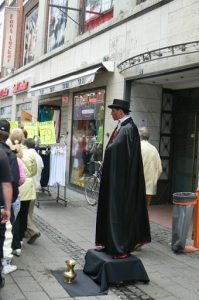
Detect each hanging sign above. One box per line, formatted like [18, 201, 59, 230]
[24, 121, 39, 138]
[39, 121, 56, 145]
[3, 7, 18, 69]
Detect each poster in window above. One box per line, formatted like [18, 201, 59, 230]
[47, 0, 68, 52]
[85, 0, 113, 22]
[23, 6, 38, 65]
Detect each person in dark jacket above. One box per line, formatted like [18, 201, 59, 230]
[95, 99, 151, 258]
[0, 120, 19, 272]
[0, 149, 13, 288]
[0, 120, 20, 205]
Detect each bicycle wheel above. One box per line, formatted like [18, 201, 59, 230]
[85, 176, 99, 206]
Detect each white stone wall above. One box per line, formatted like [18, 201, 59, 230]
[1, 0, 199, 148]
[130, 82, 162, 150]
[2, 0, 199, 87]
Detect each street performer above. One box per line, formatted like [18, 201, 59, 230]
[95, 99, 151, 258]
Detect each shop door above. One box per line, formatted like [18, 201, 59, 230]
[172, 111, 199, 193]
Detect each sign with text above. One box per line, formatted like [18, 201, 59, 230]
[13, 80, 29, 94]
[3, 7, 18, 69]
[24, 121, 39, 138]
[0, 88, 9, 99]
[39, 121, 56, 145]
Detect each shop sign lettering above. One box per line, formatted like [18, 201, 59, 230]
[77, 77, 85, 85]
[3, 8, 17, 69]
[0, 88, 9, 99]
[50, 87, 55, 93]
[13, 81, 29, 93]
[62, 82, 69, 89]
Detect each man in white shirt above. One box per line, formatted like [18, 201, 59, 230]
[139, 127, 162, 207]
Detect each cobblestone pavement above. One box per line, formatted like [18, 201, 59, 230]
[34, 214, 154, 300]
[1, 189, 199, 300]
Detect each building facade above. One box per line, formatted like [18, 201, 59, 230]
[1, 0, 199, 202]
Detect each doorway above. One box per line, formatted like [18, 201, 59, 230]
[171, 88, 199, 194]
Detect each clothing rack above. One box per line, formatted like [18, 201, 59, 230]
[36, 142, 68, 207]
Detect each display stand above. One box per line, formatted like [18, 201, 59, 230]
[83, 249, 149, 292]
[37, 184, 68, 207]
[36, 143, 68, 207]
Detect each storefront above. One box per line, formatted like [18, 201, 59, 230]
[70, 88, 105, 188]
[28, 65, 112, 190]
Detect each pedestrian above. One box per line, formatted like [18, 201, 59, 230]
[139, 127, 162, 207]
[0, 149, 13, 288]
[1, 137, 26, 275]
[23, 138, 43, 244]
[11, 129, 37, 256]
[95, 99, 151, 258]
[0, 120, 20, 274]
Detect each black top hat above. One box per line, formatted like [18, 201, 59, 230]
[108, 99, 131, 112]
[0, 119, 10, 133]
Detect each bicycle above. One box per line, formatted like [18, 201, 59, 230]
[84, 161, 102, 206]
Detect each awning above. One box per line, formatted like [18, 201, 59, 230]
[28, 62, 114, 97]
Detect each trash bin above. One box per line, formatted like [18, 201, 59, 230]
[172, 192, 197, 253]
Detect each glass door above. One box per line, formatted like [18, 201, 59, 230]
[172, 112, 199, 193]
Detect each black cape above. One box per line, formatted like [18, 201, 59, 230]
[95, 117, 151, 256]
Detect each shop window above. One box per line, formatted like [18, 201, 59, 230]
[23, 5, 39, 65]
[70, 88, 105, 188]
[16, 102, 32, 123]
[47, 0, 68, 52]
[0, 106, 11, 120]
[38, 105, 61, 142]
[81, 0, 114, 33]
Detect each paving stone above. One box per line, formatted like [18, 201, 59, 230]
[0, 283, 26, 300]
[23, 291, 50, 300]
[3, 189, 199, 300]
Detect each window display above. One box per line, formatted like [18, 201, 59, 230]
[16, 102, 32, 123]
[83, 0, 114, 31]
[70, 89, 105, 188]
[38, 105, 61, 141]
[23, 6, 38, 65]
[0, 106, 11, 120]
[85, 0, 113, 21]
[47, 0, 68, 52]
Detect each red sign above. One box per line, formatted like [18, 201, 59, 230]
[13, 81, 29, 94]
[62, 96, 69, 103]
[0, 88, 9, 99]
